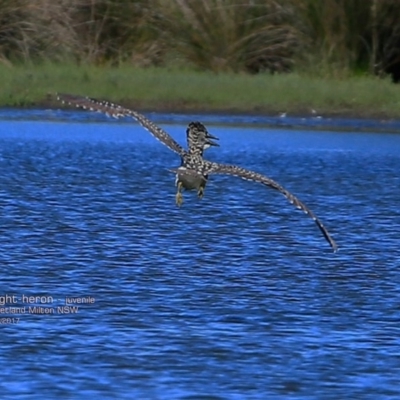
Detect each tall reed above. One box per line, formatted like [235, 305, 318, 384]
[0, 0, 400, 78]
[157, 0, 301, 73]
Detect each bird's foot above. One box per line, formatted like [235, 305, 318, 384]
[197, 187, 204, 199]
[176, 192, 184, 207]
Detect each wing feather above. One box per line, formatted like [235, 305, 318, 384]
[206, 162, 338, 252]
[56, 93, 186, 156]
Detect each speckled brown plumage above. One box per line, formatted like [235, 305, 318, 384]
[56, 93, 338, 252]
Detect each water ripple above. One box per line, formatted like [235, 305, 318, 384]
[0, 115, 399, 399]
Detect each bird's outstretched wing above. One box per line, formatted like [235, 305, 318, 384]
[56, 93, 186, 156]
[205, 162, 338, 252]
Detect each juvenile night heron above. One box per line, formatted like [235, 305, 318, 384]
[56, 93, 338, 252]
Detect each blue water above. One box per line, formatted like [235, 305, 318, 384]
[0, 111, 400, 399]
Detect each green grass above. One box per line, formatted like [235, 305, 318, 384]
[1, 63, 400, 118]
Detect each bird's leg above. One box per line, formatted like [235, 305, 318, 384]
[197, 186, 205, 199]
[175, 181, 184, 207]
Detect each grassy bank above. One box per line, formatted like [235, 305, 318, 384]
[2, 63, 400, 119]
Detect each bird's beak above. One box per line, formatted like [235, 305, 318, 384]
[206, 133, 219, 147]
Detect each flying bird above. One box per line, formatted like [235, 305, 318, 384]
[56, 93, 338, 252]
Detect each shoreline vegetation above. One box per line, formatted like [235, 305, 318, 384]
[2, 1, 400, 119]
[2, 64, 400, 120]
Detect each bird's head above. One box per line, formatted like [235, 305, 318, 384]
[186, 122, 219, 152]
